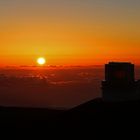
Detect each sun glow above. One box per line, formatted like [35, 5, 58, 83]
[37, 57, 46, 65]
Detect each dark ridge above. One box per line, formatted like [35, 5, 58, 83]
[0, 98, 140, 130]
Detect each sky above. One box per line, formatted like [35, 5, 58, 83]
[0, 0, 140, 66]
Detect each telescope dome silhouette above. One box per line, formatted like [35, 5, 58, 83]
[102, 62, 140, 101]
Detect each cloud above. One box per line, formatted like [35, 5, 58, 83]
[0, 73, 101, 109]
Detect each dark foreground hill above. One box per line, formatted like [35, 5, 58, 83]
[1, 98, 140, 130]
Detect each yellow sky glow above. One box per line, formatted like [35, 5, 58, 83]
[0, 0, 140, 66]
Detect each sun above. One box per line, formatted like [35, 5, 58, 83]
[37, 57, 46, 65]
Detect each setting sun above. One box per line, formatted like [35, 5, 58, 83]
[37, 57, 46, 65]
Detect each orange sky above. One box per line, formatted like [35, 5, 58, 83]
[0, 0, 140, 66]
